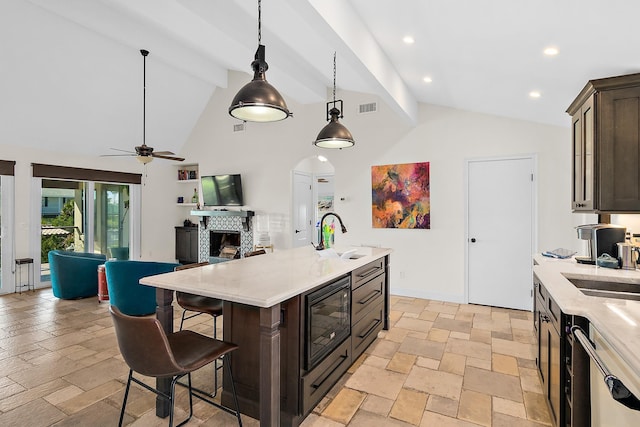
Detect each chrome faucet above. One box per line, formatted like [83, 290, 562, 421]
[315, 212, 348, 250]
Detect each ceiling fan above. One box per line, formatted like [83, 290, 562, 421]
[103, 49, 184, 164]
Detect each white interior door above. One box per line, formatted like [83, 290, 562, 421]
[292, 171, 313, 248]
[467, 156, 535, 311]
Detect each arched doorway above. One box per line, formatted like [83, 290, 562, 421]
[291, 156, 335, 248]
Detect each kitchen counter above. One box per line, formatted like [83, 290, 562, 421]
[533, 254, 640, 378]
[141, 245, 392, 307]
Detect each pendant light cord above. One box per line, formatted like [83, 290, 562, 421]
[142, 51, 146, 147]
[257, 0, 262, 45]
[332, 51, 337, 103]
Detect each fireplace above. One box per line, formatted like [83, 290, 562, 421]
[210, 231, 241, 258]
[192, 210, 254, 261]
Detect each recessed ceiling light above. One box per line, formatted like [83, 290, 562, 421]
[529, 91, 541, 98]
[423, 76, 433, 83]
[403, 36, 415, 44]
[544, 46, 559, 56]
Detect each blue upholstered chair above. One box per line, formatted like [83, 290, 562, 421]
[48, 250, 107, 299]
[109, 247, 130, 260]
[105, 260, 179, 316]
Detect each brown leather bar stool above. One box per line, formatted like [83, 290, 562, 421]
[110, 305, 242, 427]
[174, 262, 223, 334]
[174, 262, 224, 394]
[244, 249, 266, 257]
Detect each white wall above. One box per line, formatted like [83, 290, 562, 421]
[179, 71, 574, 303]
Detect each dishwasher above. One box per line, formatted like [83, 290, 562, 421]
[572, 325, 640, 426]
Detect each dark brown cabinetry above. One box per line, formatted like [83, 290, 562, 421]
[221, 257, 388, 427]
[175, 226, 198, 264]
[534, 275, 564, 426]
[351, 258, 385, 360]
[567, 73, 640, 213]
[534, 275, 590, 427]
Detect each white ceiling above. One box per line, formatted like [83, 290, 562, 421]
[3, 0, 640, 157]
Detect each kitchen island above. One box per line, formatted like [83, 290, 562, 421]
[140, 245, 392, 426]
[533, 255, 640, 426]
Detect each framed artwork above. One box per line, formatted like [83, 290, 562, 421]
[371, 162, 430, 229]
[317, 195, 334, 214]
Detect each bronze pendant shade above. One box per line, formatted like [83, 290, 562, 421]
[229, 45, 291, 122]
[229, 0, 291, 123]
[313, 53, 354, 149]
[314, 102, 355, 149]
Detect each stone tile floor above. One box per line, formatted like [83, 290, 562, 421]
[0, 289, 551, 426]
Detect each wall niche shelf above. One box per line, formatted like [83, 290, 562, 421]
[175, 163, 200, 208]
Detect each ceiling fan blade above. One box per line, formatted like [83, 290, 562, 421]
[100, 153, 135, 157]
[151, 150, 175, 156]
[152, 153, 185, 161]
[108, 147, 135, 154]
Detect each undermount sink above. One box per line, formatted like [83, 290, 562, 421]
[565, 277, 640, 301]
[337, 252, 365, 260]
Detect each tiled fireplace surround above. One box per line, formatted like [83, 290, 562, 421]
[195, 211, 254, 261]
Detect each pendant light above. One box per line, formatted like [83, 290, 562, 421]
[229, 0, 291, 122]
[313, 52, 355, 149]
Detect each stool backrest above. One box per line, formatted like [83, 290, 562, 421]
[109, 305, 182, 378]
[175, 261, 209, 271]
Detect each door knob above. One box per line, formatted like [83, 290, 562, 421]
[295, 229, 301, 234]
[470, 238, 476, 243]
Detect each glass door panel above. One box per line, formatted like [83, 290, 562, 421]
[40, 179, 87, 282]
[94, 183, 130, 259]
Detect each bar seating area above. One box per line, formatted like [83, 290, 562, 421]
[109, 305, 242, 426]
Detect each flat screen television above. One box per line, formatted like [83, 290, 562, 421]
[201, 174, 244, 206]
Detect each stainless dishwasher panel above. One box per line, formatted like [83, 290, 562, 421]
[575, 325, 640, 426]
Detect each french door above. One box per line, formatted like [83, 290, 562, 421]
[0, 176, 15, 294]
[37, 179, 135, 285]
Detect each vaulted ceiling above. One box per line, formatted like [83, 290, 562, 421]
[3, 0, 640, 157]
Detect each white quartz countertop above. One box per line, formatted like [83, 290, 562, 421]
[533, 254, 640, 377]
[140, 246, 392, 308]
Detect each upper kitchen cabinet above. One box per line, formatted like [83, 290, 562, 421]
[567, 73, 640, 213]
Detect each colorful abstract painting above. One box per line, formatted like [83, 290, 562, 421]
[371, 162, 430, 229]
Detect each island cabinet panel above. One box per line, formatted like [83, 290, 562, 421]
[300, 338, 351, 415]
[351, 260, 385, 361]
[352, 272, 384, 321]
[352, 257, 384, 288]
[352, 304, 384, 358]
[221, 297, 302, 426]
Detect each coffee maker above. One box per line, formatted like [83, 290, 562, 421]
[575, 224, 626, 264]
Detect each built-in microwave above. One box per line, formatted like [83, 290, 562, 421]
[305, 275, 351, 370]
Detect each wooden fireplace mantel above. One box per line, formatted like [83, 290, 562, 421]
[190, 209, 254, 229]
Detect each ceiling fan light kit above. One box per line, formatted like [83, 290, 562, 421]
[313, 52, 355, 149]
[229, 0, 291, 123]
[136, 155, 153, 164]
